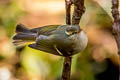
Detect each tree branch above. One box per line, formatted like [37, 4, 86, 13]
[62, 57, 72, 80]
[62, 0, 85, 80]
[111, 0, 120, 79]
[72, 0, 85, 25]
[65, 0, 72, 25]
[111, 0, 120, 56]
[62, 0, 72, 80]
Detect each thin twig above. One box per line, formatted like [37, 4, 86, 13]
[65, 0, 72, 25]
[111, 0, 120, 56]
[62, 0, 72, 80]
[62, 57, 72, 80]
[111, 0, 120, 79]
[72, 0, 85, 25]
[62, 0, 85, 80]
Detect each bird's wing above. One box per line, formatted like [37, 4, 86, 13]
[28, 35, 63, 56]
[30, 25, 61, 36]
[29, 41, 63, 56]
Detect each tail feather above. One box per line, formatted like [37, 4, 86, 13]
[12, 24, 37, 46]
[16, 24, 31, 33]
[12, 40, 26, 46]
[13, 33, 36, 40]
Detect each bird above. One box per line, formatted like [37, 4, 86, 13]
[12, 24, 88, 56]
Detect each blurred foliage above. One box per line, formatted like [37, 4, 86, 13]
[0, 0, 119, 80]
[0, 0, 24, 37]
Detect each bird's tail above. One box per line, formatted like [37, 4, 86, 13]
[12, 24, 37, 46]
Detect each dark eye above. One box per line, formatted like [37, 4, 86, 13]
[65, 27, 78, 35]
[72, 31, 77, 34]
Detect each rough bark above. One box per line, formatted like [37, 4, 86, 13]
[111, 0, 120, 79]
[62, 0, 85, 80]
[72, 0, 85, 25]
[62, 0, 72, 80]
[111, 0, 120, 56]
[62, 57, 72, 80]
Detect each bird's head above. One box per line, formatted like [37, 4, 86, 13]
[65, 25, 81, 36]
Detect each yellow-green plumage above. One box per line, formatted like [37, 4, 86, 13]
[13, 24, 88, 56]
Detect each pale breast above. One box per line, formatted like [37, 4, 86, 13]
[69, 31, 88, 54]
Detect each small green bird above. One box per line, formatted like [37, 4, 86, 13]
[13, 24, 88, 56]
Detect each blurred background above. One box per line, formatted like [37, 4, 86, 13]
[0, 0, 119, 80]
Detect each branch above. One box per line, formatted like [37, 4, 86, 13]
[62, 0, 72, 80]
[111, 0, 120, 79]
[62, 57, 72, 80]
[111, 0, 120, 56]
[62, 0, 85, 80]
[65, 0, 72, 25]
[72, 0, 85, 25]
